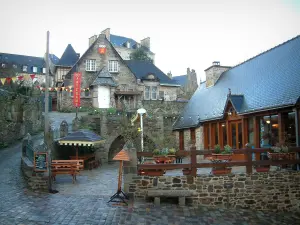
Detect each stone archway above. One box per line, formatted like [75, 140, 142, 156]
[107, 133, 156, 162]
[108, 135, 125, 162]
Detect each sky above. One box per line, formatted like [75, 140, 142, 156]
[1, 0, 300, 82]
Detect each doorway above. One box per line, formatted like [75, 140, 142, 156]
[229, 121, 245, 160]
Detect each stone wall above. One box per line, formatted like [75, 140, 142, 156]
[128, 172, 300, 211]
[0, 92, 43, 145]
[21, 156, 48, 191]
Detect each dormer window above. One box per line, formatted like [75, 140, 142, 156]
[13, 64, 17, 69]
[1, 63, 6, 68]
[23, 65, 28, 72]
[32, 66, 37, 73]
[147, 74, 155, 79]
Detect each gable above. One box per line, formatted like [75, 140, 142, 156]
[64, 34, 136, 87]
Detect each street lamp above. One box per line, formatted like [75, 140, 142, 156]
[137, 108, 146, 163]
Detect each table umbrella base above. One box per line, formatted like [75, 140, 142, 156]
[107, 189, 129, 205]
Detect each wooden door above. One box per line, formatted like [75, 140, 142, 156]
[229, 121, 245, 160]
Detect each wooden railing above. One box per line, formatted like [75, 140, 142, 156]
[137, 147, 300, 176]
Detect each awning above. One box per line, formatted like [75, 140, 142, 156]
[58, 130, 105, 146]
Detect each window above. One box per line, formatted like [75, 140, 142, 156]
[23, 65, 27, 72]
[33, 67, 37, 73]
[144, 86, 150, 100]
[1, 63, 5, 68]
[13, 64, 17, 69]
[86, 59, 96, 71]
[260, 115, 279, 147]
[108, 60, 119, 73]
[221, 123, 227, 146]
[43, 68, 46, 74]
[151, 86, 157, 100]
[159, 91, 164, 99]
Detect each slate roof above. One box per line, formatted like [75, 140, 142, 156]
[91, 67, 117, 86]
[110, 34, 152, 53]
[173, 35, 300, 130]
[49, 54, 60, 65]
[124, 60, 180, 86]
[173, 75, 187, 86]
[0, 53, 45, 74]
[57, 44, 80, 67]
[110, 34, 137, 49]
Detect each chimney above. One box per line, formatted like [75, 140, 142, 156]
[140, 37, 150, 50]
[204, 61, 231, 88]
[167, 71, 172, 79]
[89, 35, 97, 47]
[125, 41, 131, 48]
[101, 28, 110, 41]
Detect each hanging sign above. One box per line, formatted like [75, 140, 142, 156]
[98, 45, 106, 54]
[73, 72, 82, 107]
[34, 152, 48, 172]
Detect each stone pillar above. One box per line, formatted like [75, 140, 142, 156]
[123, 147, 138, 197]
[60, 120, 69, 138]
[22, 133, 32, 157]
[72, 117, 80, 131]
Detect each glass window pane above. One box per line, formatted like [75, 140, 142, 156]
[284, 112, 296, 146]
[238, 123, 242, 149]
[151, 87, 157, 99]
[207, 126, 211, 149]
[248, 117, 254, 146]
[214, 123, 218, 145]
[231, 123, 236, 149]
[222, 123, 227, 146]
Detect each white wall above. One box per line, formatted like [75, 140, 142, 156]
[97, 86, 110, 108]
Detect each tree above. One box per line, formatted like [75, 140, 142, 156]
[129, 48, 153, 62]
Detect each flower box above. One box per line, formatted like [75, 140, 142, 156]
[267, 152, 295, 160]
[211, 154, 233, 161]
[182, 168, 192, 175]
[138, 169, 165, 176]
[255, 166, 270, 172]
[212, 167, 232, 175]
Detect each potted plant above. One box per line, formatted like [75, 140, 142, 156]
[211, 144, 233, 161]
[210, 145, 232, 175]
[267, 144, 294, 160]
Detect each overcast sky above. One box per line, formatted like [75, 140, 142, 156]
[1, 0, 299, 82]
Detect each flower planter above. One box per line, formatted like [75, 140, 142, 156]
[212, 167, 232, 175]
[255, 166, 270, 172]
[267, 152, 292, 160]
[182, 168, 192, 175]
[139, 169, 165, 176]
[211, 154, 233, 161]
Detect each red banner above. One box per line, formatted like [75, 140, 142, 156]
[73, 72, 82, 107]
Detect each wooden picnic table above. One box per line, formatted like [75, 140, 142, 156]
[51, 160, 84, 183]
[69, 154, 95, 167]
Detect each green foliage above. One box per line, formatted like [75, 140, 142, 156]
[223, 145, 232, 154]
[168, 148, 176, 155]
[214, 144, 221, 154]
[153, 149, 160, 155]
[0, 142, 8, 149]
[107, 107, 117, 114]
[129, 48, 153, 62]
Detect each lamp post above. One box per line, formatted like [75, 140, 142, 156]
[137, 108, 146, 163]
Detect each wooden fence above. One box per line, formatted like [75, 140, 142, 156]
[137, 147, 300, 176]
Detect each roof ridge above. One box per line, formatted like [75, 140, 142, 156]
[228, 35, 300, 71]
[0, 52, 43, 59]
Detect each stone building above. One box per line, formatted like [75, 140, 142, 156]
[173, 68, 198, 99]
[59, 32, 181, 111]
[173, 35, 300, 158]
[0, 52, 59, 86]
[53, 44, 80, 87]
[92, 28, 155, 63]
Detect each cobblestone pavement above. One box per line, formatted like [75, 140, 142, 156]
[0, 113, 300, 224]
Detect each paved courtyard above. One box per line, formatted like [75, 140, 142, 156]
[0, 112, 299, 224]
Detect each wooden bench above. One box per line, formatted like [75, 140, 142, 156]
[147, 189, 195, 206]
[51, 160, 84, 183]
